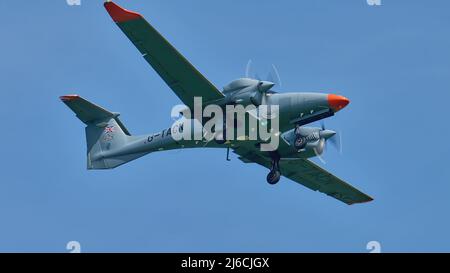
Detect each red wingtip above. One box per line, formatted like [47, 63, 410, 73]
[60, 95, 79, 101]
[104, 1, 142, 23]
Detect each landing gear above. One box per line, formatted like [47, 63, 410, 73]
[267, 170, 281, 185]
[266, 153, 281, 185]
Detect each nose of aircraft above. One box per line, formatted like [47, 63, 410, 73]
[328, 94, 350, 112]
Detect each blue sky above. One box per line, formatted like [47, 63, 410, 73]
[0, 0, 449, 252]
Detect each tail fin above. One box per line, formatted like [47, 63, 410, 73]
[60, 95, 141, 169]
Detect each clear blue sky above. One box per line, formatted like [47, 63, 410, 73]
[0, 0, 449, 252]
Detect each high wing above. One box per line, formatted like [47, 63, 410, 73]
[233, 146, 373, 205]
[104, 1, 225, 108]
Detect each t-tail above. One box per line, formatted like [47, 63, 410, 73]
[60, 95, 147, 169]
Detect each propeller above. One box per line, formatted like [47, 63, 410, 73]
[320, 122, 342, 154]
[329, 131, 342, 154]
[266, 64, 282, 87]
[245, 59, 282, 87]
[313, 139, 327, 164]
[312, 122, 343, 165]
[245, 60, 281, 106]
[245, 59, 253, 79]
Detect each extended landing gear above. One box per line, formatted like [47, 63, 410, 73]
[267, 170, 281, 185]
[266, 153, 281, 185]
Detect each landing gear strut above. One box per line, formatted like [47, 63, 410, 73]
[266, 153, 281, 185]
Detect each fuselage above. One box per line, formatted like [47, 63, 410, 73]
[95, 78, 349, 163]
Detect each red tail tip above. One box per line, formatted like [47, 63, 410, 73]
[104, 1, 142, 23]
[60, 95, 79, 101]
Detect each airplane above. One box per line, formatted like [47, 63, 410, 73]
[60, 1, 373, 205]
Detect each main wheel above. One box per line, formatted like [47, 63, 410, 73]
[266, 170, 281, 185]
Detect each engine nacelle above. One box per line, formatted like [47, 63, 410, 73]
[223, 78, 276, 106]
[280, 127, 326, 158]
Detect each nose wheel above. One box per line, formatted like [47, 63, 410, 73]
[266, 153, 281, 185]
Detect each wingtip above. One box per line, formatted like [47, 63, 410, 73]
[60, 95, 80, 102]
[104, 1, 142, 23]
[348, 197, 374, 205]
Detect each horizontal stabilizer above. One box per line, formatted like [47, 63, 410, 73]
[60, 94, 147, 169]
[60, 95, 130, 135]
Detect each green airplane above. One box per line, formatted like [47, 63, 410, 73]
[61, 1, 373, 205]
